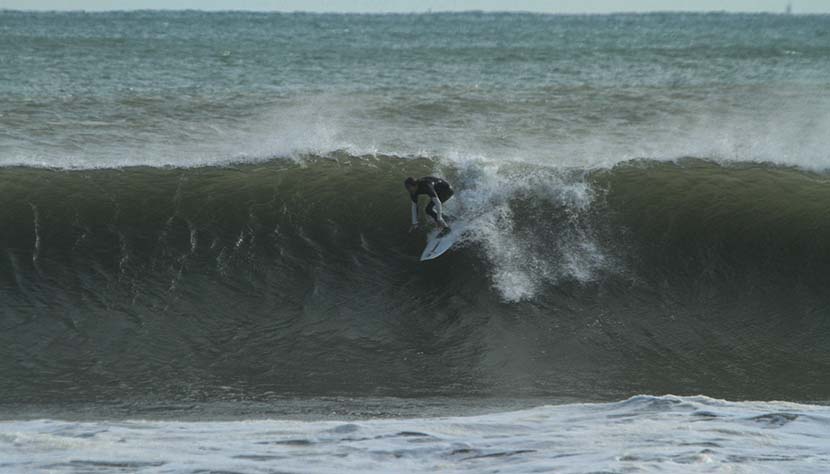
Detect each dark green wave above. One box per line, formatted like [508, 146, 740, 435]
[1, 155, 829, 404]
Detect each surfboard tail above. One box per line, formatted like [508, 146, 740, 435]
[420, 225, 467, 261]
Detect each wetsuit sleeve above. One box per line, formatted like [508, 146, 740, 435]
[411, 201, 419, 225]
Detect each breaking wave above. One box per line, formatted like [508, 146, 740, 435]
[1, 153, 829, 403]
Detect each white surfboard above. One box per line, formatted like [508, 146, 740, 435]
[420, 224, 467, 261]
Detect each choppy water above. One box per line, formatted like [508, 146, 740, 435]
[2, 11, 829, 169]
[2, 9, 830, 473]
[3, 396, 830, 473]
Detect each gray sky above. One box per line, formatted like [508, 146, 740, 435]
[1, 0, 827, 14]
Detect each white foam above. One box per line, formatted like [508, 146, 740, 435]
[440, 155, 607, 301]
[2, 395, 828, 474]
[4, 85, 830, 171]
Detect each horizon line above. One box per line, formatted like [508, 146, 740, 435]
[1, 8, 823, 15]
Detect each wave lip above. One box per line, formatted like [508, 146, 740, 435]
[2, 395, 829, 473]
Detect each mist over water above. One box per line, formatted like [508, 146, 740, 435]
[2, 11, 829, 169]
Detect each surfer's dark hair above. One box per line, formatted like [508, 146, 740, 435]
[404, 177, 417, 187]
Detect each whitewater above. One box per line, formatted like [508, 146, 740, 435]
[3, 396, 830, 473]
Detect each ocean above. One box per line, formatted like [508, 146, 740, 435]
[1, 9, 829, 473]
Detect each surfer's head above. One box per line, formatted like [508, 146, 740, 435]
[404, 177, 417, 193]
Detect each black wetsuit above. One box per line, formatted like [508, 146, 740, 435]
[410, 176, 454, 223]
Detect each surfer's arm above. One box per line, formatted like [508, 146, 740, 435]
[410, 201, 419, 226]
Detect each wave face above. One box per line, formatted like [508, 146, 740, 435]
[4, 396, 830, 473]
[3, 11, 830, 408]
[1, 155, 830, 404]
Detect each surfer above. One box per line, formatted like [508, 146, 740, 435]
[405, 176, 454, 233]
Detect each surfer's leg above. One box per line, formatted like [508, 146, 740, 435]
[425, 201, 438, 222]
[426, 200, 449, 235]
[434, 188, 454, 226]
